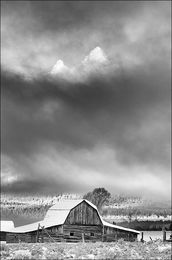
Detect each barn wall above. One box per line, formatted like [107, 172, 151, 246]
[39, 224, 103, 242]
[63, 224, 103, 242]
[6, 231, 37, 243]
[6, 225, 63, 243]
[43, 225, 64, 242]
[37, 225, 137, 243]
[65, 201, 102, 225]
[0, 232, 6, 241]
[5, 226, 137, 243]
[47, 225, 63, 233]
[103, 226, 138, 241]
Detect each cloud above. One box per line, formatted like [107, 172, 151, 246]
[1, 1, 171, 200]
[1, 145, 170, 199]
[1, 58, 170, 199]
[1, 1, 170, 77]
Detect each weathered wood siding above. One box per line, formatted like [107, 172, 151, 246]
[103, 226, 137, 241]
[0, 232, 6, 241]
[5, 226, 137, 243]
[6, 232, 37, 243]
[6, 225, 63, 243]
[43, 225, 64, 242]
[46, 225, 63, 234]
[65, 201, 102, 225]
[63, 224, 103, 242]
[43, 224, 103, 242]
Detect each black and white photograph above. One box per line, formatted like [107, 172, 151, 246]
[1, 0, 171, 259]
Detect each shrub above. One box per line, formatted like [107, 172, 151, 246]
[44, 251, 63, 259]
[12, 249, 32, 259]
[31, 248, 43, 259]
[0, 243, 10, 258]
[117, 238, 125, 245]
[0, 243, 9, 252]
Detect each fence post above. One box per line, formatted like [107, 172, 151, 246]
[141, 232, 144, 242]
[102, 226, 104, 242]
[163, 229, 166, 242]
[36, 223, 40, 243]
[82, 233, 85, 243]
[41, 226, 44, 243]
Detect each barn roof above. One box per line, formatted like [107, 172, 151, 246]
[0, 221, 14, 232]
[9, 199, 88, 233]
[102, 220, 140, 234]
[8, 199, 140, 234]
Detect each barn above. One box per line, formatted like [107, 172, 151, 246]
[5, 199, 139, 243]
[0, 221, 14, 242]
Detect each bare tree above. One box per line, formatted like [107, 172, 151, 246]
[83, 188, 111, 212]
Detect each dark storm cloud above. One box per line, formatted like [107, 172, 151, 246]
[1, 61, 170, 168]
[1, 1, 171, 198]
[3, 1, 169, 32]
[2, 1, 170, 74]
[1, 175, 79, 195]
[1, 1, 149, 32]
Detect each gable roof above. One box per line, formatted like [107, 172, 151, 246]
[8, 199, 139, 234]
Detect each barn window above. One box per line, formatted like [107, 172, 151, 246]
[52, 227, 57, 232]
[90, 232, 94, 237]
[70, 232, 74, 236]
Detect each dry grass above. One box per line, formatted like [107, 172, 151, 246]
[1, 240, 171, 260]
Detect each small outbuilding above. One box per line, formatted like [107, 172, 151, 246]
[0, 221, 14, 242]
[6, 199, 140, 243]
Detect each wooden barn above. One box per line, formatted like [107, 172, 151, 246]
[0, 221, 14, 242]
[5, 199, 139, 243]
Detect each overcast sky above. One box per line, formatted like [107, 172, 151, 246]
[1, 1, 171, 200]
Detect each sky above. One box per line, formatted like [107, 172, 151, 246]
[1, 1, 171, 200]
